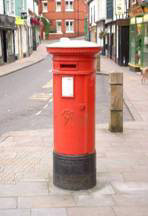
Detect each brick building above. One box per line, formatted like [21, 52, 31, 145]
[38, 0, 88, 40]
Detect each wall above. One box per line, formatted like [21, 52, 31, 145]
[27, 0, 33, 13]
[97, 0, 106, 22]
[39, 0, 88, 39]
[89, 0, 96, 26]
[15, 0, 27, 16]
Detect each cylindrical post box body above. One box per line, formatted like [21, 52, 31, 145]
[47, 39, 101, 190]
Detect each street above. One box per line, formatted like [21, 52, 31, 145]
[0, 56, 52, 136]
[0, 56, 133, 136]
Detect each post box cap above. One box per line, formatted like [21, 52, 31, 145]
[46, 37, 100, 48]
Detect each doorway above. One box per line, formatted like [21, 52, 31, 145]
[118, 26, 129, 66]
[2, 30, 7, 63]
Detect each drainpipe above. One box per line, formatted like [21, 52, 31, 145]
[3, 0, 6, 14]
[33, 0, 37, 50]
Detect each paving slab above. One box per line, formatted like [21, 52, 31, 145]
[113, 207, 148, 216]
[18, 195, 75, 208]
[0, 182, 48, 196]
[112, 182, 148, 194]
[0, 209, 30, 216]
[66, 207, 115, 216]
[112, 194, 148, 206]
[31, 208, 67, 216]
[73, 193, 114, 207]
[0, 197, 17, 209]
[122, 172, 148, 182]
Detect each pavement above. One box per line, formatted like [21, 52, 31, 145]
[0, 43, 148, 215]
[0, 44, 47, 77]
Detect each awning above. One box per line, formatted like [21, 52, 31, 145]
[0, 26, 16, 30]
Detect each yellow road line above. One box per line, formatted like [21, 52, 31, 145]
[30, 93, 50, 101]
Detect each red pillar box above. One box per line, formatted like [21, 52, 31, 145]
[47, 38, 101, 190]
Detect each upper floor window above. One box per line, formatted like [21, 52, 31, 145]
[65, 0, 74, 12]
[65, 20, 74, 33]
[91, 7, 93, 24]
[106, 0, 113, 19]
[56, 0, 61, 12]
[131, 0, 137, 6]
[10, 0, 15, 15]
[5, 0, 15, 16]
[42, 1, 48, 13]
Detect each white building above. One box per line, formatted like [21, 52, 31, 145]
[88, 0, 130, 65]
[0, 0, 16, 65]
[0, 0, 4, 14]
[14, 0, 39, 60]
[88, 0, 97, 42]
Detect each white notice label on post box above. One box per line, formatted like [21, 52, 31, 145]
[62, 76, 74, 97]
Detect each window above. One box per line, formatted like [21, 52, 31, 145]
[91, 7, 92, 24]
[65, 20, 74, 33]
[56, 1, 61, 12]
[56, 20, 62, 33]
[106, 0, 113, 19]
[65, 0, 74, 11]
[94, 5, 95, 23]
[42, 1, 48, 13]
[131, 0, 137, 6]
[10, 0, 15, 15]
[4, 0, 15, 16]
[144, 23, 148, 67]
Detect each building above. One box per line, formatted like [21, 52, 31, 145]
[0, 0, 40, 65]
[38, 0, 88, 40]
[88, 0, 130, 66]
[15, 0, 40, 59]
[0, 0, 16, 65]
[88, 0, 97, 42]
[105, 0, 130, 66]
[129, 0, 148, 71]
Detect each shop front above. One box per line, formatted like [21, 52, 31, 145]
[104, 19, 129, 66]
[0, 15, 16, 65]
[15, 16, 28, 59]
[129, 3, 148, 71]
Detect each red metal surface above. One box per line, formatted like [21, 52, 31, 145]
[47, 46, 101, 155]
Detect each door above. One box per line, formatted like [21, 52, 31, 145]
[2, 30, 7, 63]
[118, 26, 129, 66]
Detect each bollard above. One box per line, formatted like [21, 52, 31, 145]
[47, 38, 102, 190]
[109, 72, 123, 132]
[96, 53, 100, 72]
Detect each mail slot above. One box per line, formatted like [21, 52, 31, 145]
[47, 38, 101, 190]
[60, 64, 77, 69]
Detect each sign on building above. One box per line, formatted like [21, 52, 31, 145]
[21, 12, 27, 19]
[116, 0, 125, 15]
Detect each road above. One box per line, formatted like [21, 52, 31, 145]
[0, 56, 53, 136]
[0, 57, 133, 136]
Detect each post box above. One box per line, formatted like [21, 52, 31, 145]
[47, 38, 101, 190]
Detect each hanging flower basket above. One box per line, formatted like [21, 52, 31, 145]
[99, 31, 107, 39]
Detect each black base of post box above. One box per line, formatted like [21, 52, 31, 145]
[53, 152, 96, 190]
